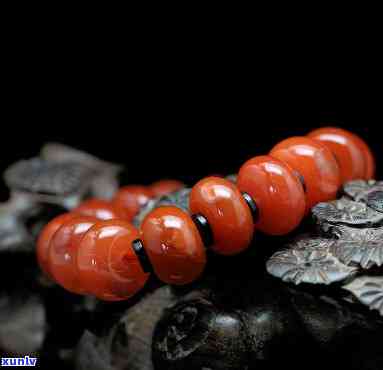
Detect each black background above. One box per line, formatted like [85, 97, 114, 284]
[0, 67, 380, 190]
[1, 19, 382, 190]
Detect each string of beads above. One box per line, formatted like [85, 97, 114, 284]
[37, 127, 375, 300]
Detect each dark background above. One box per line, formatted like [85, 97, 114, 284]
[1, 40, 381, 192]
[0, 92, 379, 191]
[1, 15, 382, 192]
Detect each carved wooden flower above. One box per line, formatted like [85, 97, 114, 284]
[312, 198, 383, 228]
[343, 276, 383, 316]
[266, 237, 358, 285]
[329, 225, 383, 269]
[342, 179, 383, 202]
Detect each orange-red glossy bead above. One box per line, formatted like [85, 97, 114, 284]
[189, 177, 254, 255]
[270, 137, 341, 212]
[351, 133, 375, 179]
[36, 212, 78, 278]
[141, 206, 206, 285]
[237, 155, 306, 235]
[113, 185, 153, 221]
[308, 127, 374, 182]
[150, 180, 184, 197]
[77, 219, 149, 300]
[48, 216, 98, 294]
[73, 198, 128, 220]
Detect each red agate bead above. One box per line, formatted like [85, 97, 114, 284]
[48, 216, 98, 294]
[307, 127, 374, 182]
[73, 198, 128, 220]
[141, 206, 206, 285]
[36, 212, 78, 278]
[150, 180, 184, 197]
[77, 219, 150, 300]
[237, 155, 306, 235]
[350, 132, 375, 179]
[270, 137, 341, 212]
[113, 185, 152, 221]
[189, 177, 254, 255]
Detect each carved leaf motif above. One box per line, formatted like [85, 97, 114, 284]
[287, 235, 336, 251]
[343, 276, 383, 316]
[329, 225, 383, 269]
[366, 190, 383, 213]
[342, 179, 383, 201]
[312, 198, 383, 228]
[40, 142, 122, 173]
[4, 158, 95, 196]
[266, 237, 358, 285]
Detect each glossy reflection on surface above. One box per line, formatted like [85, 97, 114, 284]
[189, 177, 254, 255]
[270, 137, 341, 212]
[48, 216, 97, 294]
[77, 219, 149, 300]
[73, 198, 128, 220]
[308, 127, 369, 182]
[113, 185, 153, 221]
[141, 206, 206, 285]
[36, 212, 78, 278]
[237, 155, 306, 235]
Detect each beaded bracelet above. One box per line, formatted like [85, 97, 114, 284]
[36, 127, 375, 301]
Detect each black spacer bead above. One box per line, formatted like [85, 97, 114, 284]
[242, 192, 259, 222]
[192, 213, 214, 248]
[293, 170, 307, 193]
[132, 239, 153, 273]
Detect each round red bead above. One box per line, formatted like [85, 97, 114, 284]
[141, 206, 206, 285]
[36, 213, 78, 278]
[308, 127, 373, 182]
[113, 185, 152, 221]
[150, 180, 184, 197]
[189, 177, 254, 255]
[73, 198, 128, 220]
[351, 133, 375, 179]
[77, 219, 149, 300]
[270, 137, 341, 212]
[237, 155, 306, 235]
[48, 216, 98, 294]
